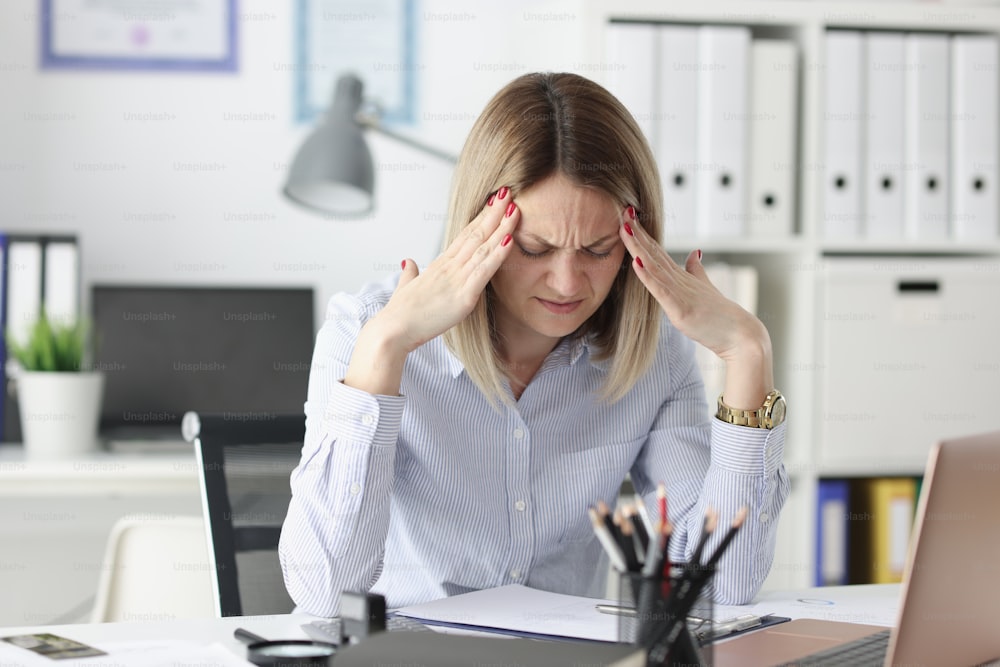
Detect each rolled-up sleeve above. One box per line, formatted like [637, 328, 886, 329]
[631, 323, 790, 605]
[278, 283, 406, 617]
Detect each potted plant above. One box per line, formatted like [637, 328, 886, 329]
[6, 311, 104, 459]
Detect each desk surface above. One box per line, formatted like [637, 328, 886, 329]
[0, 585, 902, 666]
[0, 444, 198, 496]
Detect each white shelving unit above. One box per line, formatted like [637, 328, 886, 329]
[581, 1, 1000, 591]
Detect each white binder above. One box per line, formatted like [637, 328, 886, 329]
[6, 240, 43, 347]
[904, 34, 950, 241]
[695, 263, 758, 415]
[657, 24, 699, 238]
[864, 32, 905, 240]
[605, 22, 658, 149]
[823, 31, 863, 240]
[696, 25, 750, 237]
[748, 40, 798, 238]
[43, 241, 80, 328]
[951, 34, 999, 241]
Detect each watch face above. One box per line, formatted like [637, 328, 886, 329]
[770, 396, 786, 426]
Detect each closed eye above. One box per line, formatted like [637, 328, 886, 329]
[518, 244, 615, 259]
[517, 243, 550, 258]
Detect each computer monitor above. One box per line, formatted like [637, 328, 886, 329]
[92, 285, 315, 441]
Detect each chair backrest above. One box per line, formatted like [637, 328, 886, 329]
[91, 515, 215, 623]
[184, 411, 305, 617]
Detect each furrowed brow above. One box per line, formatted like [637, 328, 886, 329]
[521, 232, 619, 249]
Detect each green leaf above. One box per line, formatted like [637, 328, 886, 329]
[4, 310, 90, 372]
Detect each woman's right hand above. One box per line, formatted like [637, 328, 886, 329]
[344, 187, 520, 396]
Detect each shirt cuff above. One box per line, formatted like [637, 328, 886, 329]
[322, 380, 406, 448]
[710, 419, 785, 476]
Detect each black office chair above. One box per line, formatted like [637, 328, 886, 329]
[183, 411, 305, 617]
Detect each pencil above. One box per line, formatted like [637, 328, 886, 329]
[641, 520, 671, 577]
[659, 518, 674, 597]
[656, 483, 667, 529]
[705, 506, 749, 568]
[619, 516, 640, 572]
[589, 507, 628, 572]
[624, 504, 650, 555]
[689, 506, 718, 567]
[596, 499, 619, 542]
[633, 493, 654, 537]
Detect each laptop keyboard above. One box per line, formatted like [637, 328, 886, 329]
[302, 615, 431, 645]
[780, 629, 891, 667]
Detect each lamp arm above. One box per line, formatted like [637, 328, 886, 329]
[355, 114, 458, 165]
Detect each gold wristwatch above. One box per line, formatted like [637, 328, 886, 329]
[716, 390, 786, 429]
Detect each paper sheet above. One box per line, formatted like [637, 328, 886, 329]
[395, 583, 780, 643]
[0, 639, 251, 667]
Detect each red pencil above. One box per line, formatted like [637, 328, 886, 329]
[656, 482, 667, 529]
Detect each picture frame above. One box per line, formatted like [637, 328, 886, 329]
[40, 0, 238, 72]
[294, 0, 417, 125]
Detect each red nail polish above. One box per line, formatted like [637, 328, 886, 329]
[498, 186, 509, 200]
[505, 201, 516, 218]
[697, 249, 703, 260]
[624, 222, 634, 237]
[487, 193, 496, 207]
[626, 205, 636, 220]
[401, 259, 406, 270]
[501, 233, 512, 247]
[635, 256, 644, 269]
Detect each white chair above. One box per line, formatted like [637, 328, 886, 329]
[91, 515, 216, 623]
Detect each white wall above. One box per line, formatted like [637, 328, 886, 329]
[0, 0, 589, 320]
[0, 0, 593, 627]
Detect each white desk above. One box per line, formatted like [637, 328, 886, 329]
[0, 586, 902, 666]
[0, 443, 199, 496]
[0, 444, 202, 628]
[0, 613, 315, 666]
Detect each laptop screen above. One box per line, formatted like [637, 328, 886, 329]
[92, 285, 315, 439]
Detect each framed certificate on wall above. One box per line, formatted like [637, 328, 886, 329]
[41, 0, 238, 72]
[295, 0, 416, 124]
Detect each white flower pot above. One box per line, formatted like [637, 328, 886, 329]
[16, 371, 105, 459]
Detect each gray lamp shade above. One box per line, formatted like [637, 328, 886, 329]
[283, 75, 375, 217]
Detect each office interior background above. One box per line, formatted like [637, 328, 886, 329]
[3, 0, 1000, 629]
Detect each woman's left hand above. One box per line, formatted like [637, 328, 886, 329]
[617, 208, 773, 407]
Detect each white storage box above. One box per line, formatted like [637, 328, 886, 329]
[817, 257, 1000, 472]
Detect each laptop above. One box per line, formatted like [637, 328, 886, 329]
[715, 430, 1000, 667]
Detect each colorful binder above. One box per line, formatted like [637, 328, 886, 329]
[851, 477, 917, 584]
[816, 479, 850, 586]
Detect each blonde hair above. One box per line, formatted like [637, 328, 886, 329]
[442, 72, 663, 405]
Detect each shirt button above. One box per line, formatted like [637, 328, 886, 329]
[514, 500, 526, 512]
[361, 414, 374, 426]
[510, 569, 521, 580]
[759, 512, 770, 523]
[513, 428, 524, 439]
[349, 483, 362, 495]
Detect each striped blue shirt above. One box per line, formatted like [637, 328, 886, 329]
[279, 275, 790, 616]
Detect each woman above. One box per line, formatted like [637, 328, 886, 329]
[279, 72, 789, 616]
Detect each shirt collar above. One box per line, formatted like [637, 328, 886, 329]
[443, 334, 609, 378]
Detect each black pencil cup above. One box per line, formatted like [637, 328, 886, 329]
[617, 565, 714, 667]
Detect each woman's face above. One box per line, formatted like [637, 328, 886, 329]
[490, 172, 626, 348]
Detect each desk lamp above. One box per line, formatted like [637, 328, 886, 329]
[283, 73, 456, 217]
